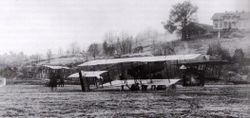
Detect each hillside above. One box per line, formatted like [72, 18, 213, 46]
[36, 56, 86, 67]
[38, 32, 250, 66]
[167, 32, 250, 57]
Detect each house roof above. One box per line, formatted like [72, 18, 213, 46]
[188, 22, 214, 32]
[68, 71, 107, 79]
[78, 54, 205, 67]
[212, 13, 226, 20]
[212, 12, 250, 20]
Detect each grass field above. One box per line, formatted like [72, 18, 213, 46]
[0, 84, 249, 118]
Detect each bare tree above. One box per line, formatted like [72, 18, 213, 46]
[69, 42, 81, 55]
[30, 54, 42, 64]
[121, 32, 133, 54]
[88, 43, 100, 59]
[0, 51, 28, 67]
[114, 32, 133, 56]
[135, 29, 160, 53]
[103, 32, 116, 56]
[80, 49, 89, 61]
[47, 49, 53, 63]
[102, 32, 133, 56]
[66, 49, 71, 56]
[57, 47, 64, 57]
[120, 38, 133, 54]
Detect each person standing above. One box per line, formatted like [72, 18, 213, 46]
[49, 70, 57, 91]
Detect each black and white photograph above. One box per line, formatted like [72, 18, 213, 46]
[0, 0, 249, 117]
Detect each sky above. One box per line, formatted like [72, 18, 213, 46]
[0, 0, 249, 55]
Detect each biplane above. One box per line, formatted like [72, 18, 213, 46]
[68, 54, 228, 91]
[42, 65, 70, 87]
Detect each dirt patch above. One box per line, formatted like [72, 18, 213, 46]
[0, 85, 249, 117]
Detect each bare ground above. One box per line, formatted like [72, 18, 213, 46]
[0, 84, 249, 118]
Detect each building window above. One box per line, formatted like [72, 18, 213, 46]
[232, 22, 235, 26]
[219, 23, 222, 28]
[214, 23, 218, 28]
[224, 22, 228, 28]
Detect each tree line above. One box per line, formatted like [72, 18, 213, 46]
[86, 30, 178, 60]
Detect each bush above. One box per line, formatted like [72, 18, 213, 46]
[206, 42, 231, 61]
[232, 48, 245, 64]
[229, 31, 244, 38]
